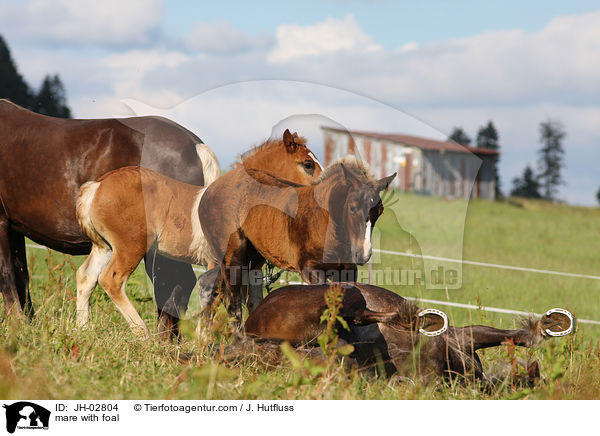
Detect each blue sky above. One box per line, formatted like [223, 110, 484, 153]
[2, 0, 599, 205]
[164, 1, 598, 47]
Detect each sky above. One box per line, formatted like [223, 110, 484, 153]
[2, 0, 599, 205]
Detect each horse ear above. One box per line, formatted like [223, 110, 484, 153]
[339, 162, 351, 183]
[283, 129, 297, 153]
[376, 173, 396, 192]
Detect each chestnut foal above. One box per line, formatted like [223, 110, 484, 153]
[243, 283, 575, 382]
[75, 130, 322, 335]
[195, 157, 396, 326]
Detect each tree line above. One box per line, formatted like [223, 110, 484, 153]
[448, 119, 567, 202]
[511, 120, 566, 201]
[448, 121, 501, 198]
[0, 34, 71, 118]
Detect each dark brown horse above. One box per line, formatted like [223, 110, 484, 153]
[195, 157, 396, 326]
[74, 130, 323, 335]
[243, 283, 575, 382]
[0, 99, 219, 338]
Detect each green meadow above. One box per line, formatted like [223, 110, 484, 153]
[1, 193, 599, 399]
[371, 193, 600, 334]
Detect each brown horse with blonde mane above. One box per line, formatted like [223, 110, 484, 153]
[194, 156, 396, 327]
[74, 130, 322, 335]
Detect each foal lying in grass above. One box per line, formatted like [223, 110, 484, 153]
[239, 283, 574, 383]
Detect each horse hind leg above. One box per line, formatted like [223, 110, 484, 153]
[458, 309, 574, 352]
[452, 321, 545, 353]
[0, 219, 28, 318]
[98, 250, 148, 337]
[76, 246, 111, 328]
[195, 266, 222, 341]
[8, 229, 34, 317]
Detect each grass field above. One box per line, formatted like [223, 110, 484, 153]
[1, 193, 599, 400]
[372, 194, 600, 332]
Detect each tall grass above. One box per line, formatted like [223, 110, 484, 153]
[1, 195, 600, 399]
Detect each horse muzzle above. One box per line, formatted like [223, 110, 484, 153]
[352, 247, 372, 264]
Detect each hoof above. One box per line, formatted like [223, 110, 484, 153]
[527, 360, 540, 380]
[417, 308, 448, 336]
[541, 308, 575, 337]
[174, 351, 194, 364]
[157, 313, 180, 343]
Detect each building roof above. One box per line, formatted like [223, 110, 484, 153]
[322, 127, 499, 155]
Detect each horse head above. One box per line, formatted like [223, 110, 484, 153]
[240, 129, 323, 185]
[317, 157, 396, 265]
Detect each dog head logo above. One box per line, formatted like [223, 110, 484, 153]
[3, 402, 50, 433]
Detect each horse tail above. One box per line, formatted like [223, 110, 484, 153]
[76, 181, 109, 250]
[195, 143, 220, 186]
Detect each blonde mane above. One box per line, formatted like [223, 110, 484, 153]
[313, 155, 377, 185]
[233, 136, 308, 168]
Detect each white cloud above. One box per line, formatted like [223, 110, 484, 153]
[349, 11, 600, 106]
[98, 49, 191, 107]
[0, 0, 164, 48]
[182, 21, 273, 53]
[268, 14, 381, 62]
[394, 42, 418, 53]
[117, 81, 450, 177]
[6, 9, 600, 204]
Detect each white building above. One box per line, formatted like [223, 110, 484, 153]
[323, 127, 499, 200]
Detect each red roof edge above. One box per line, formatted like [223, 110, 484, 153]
[322, 126, 499, 156]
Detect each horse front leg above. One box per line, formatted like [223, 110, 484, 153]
[145, 251, 197, 341]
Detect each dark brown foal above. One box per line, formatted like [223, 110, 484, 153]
[243, 283, 575, 382]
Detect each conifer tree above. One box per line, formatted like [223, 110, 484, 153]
[537, 120, 566, 201]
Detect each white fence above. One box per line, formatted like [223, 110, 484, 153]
[24, 243, 600, 326]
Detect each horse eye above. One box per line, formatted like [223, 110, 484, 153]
[349, 205, 357, 214]
[302, 159, 315, 170]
